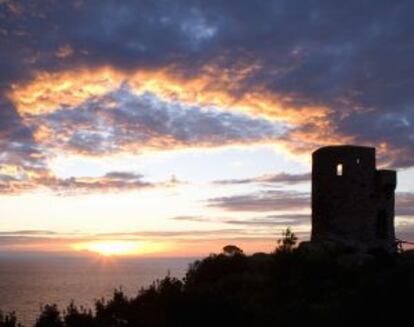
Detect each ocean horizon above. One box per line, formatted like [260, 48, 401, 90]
[0, 256, 195, 326]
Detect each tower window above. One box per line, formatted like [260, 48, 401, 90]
[336, 163, 343, 176]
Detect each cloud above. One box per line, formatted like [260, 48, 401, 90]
[0, 98, 49, 193]
[97, 229, 255, 239]
[208, 190, 413, 216]
[0, 224, 315, 257]
[46, 171, 152, 195]
[172, 216, 212, 222]
[172, 213, 310, 227]
[172, 192, 414, 241]
[1, 0, 414, 199]
[396, 192, 414, 217]
[214, 172, 310, 185]
[0, 169, 176, 195]
[0, 226, 311, 252]
[223, 214, 310, 227]
[0, 228, 274, 251]
[0, 230, 59, 236]
[208, 190, 310, 212]
[24, 87, 286, 155]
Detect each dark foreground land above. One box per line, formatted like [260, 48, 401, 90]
[1, 242, 414, 327]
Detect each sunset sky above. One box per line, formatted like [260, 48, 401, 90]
[1, 0, 414, 257]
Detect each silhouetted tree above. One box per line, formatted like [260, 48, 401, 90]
[94, 290, 129, 327]
[35, 305, 63, 327]
[0, 312, 21, 327]
[275, 227, 298, 253]
[222, 245, 244, 256]
[64, 302, 95, 327]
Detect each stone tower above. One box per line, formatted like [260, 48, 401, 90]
[311, 145, 397, 251]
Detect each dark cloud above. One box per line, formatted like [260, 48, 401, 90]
[208, 190, 310, 212]
[0, 0, 414, 180]
[214, 172, 310, 185]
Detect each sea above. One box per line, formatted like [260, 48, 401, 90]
[0, 256, 195, 326]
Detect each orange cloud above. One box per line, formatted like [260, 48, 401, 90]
[0, 63, 361, 197]
[9, 67, 124, 115]
[9, 65, 329, 126]
[7, 64, 348, 162]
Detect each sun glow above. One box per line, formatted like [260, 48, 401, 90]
[73, 240, 148, 256]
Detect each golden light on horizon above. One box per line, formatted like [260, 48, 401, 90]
[72, 240, 162, 257]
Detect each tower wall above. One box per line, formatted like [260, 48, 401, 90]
[376, 169, 396, 242]
[311, 145, 396, 250]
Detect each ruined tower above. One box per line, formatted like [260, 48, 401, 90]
[311, 145, 397, 251]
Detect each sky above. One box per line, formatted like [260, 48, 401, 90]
[0, 0, 414, 257]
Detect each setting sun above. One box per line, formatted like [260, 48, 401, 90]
[72, 241, 146, 256]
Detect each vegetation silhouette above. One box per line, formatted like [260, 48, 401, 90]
[222, 244, 244, 256]
[0, 312, 21, 327]
[1, 229, 414, 326]
[274, 227, 297, 253]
